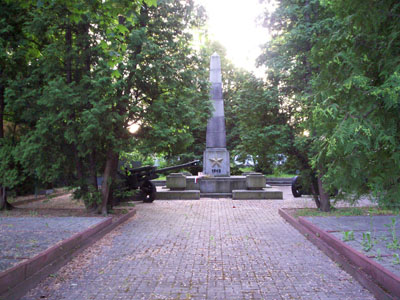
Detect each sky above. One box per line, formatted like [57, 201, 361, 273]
[194, 0, 276, 77]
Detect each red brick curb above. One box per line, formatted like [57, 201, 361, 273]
[279, 208, 397, 300]
[0, 208, 136, 300]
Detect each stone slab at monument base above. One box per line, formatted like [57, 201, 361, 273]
[157, 176, 283, 200]
[200, 193, 232, 198]
[187, 176, 246, 193]
[156, 189, 200, 200]
[232, 188, 283, 200]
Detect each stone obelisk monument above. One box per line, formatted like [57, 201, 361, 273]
[203, 53, 230, 176]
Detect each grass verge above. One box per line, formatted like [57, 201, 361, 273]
[293, 207, 399, 218]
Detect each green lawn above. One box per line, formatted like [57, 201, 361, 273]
[294, 207, 399, 218]
[265, 173, 296, 178]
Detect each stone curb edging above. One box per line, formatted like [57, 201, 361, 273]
[0, 208, 136, 300]
[278, 208, 396, 300]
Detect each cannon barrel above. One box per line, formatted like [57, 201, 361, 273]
[155, 160, 200, 174]
[127, 165, 156, 173]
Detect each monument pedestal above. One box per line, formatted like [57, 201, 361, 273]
[156, 176, 283, 199]
[203, 148, 230, 177]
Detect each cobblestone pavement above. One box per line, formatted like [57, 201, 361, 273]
[23, 187, 375, 300]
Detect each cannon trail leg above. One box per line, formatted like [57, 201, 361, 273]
[140, 180, 156, 203]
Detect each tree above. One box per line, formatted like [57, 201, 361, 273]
[231, 72, 289, 174]
[2, 0, 210, 213]
[254, 0, 333, 210]
[133, 1, 211, 162]
[0, 0, 37, 210]
[253, 0, 400, 211]
[309, 0, 400, 208]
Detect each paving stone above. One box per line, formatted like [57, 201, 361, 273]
[22, 187, 375, 300]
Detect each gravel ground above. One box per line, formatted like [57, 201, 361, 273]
[305, 215, 400, 278]
[0, 216, 107, 272]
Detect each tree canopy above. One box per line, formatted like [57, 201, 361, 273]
[245, 0, 400, 210]
[0, 0, 211, 212]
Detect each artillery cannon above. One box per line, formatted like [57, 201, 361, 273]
[291, 174, 338, 208]
[118, 160, 200, 203]
[291, 175, 316, 198]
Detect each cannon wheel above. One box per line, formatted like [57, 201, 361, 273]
[140, 180, 156, 203]
[291, 176, 303, 198]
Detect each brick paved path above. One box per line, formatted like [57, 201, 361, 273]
[23, 187, 374, 300]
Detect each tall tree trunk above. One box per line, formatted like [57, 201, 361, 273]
[0, 83, 3, 209]
[99, 150, 119, 215]
[88, 150, 99, 210]
[0, 187, 7, 210]
[310, 175, 321, 209]
[74, 148, 84, 184]
[74, 147, 90, 209]
[317, 172, 331, 212]
[67, 23, 91, 209]
[97, 9, 148, 216]
[0, 81, 13, 210]
[0, 80, 4, 139]
[65, 24, 72, 84]
[89, 149, 98, 191]
[0, 187, 13, 210]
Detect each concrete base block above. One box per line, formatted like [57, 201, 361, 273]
[166, 173, 186, 190]
[232, 188, 283, 200]
[156, 190, 200, 200]
[246, 173, 266, 190]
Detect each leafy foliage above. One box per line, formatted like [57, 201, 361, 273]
[1, 0, 210, 212]
[309, 0, 400, 207]
[252, 0, 400, 209]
